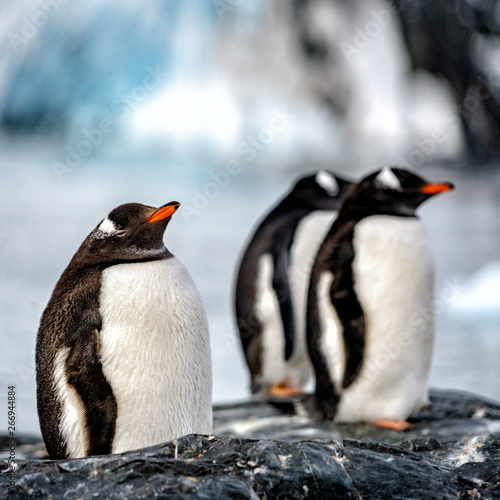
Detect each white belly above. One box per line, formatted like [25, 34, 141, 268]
[256, 211, 336, 390]
[322, 215, 435, 422]
[99, 258, 212, 453]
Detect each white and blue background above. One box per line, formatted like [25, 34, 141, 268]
[0, 0, 499, 436]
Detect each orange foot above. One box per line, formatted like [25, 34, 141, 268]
[372, 419, 414, 431]
[269, 384, 303, 397]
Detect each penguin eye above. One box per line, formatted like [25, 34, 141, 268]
[115, 230, 126, 238]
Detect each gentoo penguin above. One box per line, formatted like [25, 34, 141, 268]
[307, 167, 453, 429]
[36, 202, 212, 459]
[235, 171, 352, 397]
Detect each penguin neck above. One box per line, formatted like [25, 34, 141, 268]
[255, 201, 312, 250]
[69, 245, 173, 272]
[324, 205, 419, 246]
[338, 201, 418, 222]
[266, 198, 313, 227]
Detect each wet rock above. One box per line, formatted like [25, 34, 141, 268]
[1, 389, 499, 499]
[214, 388, 500, 444]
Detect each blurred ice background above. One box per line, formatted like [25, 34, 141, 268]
[0, 0, 499, 436]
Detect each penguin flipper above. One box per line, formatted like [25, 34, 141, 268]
[329, 240, 366, 389]
[65, 323, 117, 457]
[271, 248, 295, 361]
[314, 370, 341, 420]
[306, 257, 341, 419]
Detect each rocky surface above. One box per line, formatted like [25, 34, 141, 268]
[1, 389, 500, 499]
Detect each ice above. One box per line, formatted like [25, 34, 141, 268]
[447, 261, 500, 317]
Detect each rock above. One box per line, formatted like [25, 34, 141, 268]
[0, 435, 47, 461]
[214, 388, 500, 444]
[1, 389, 500, 499]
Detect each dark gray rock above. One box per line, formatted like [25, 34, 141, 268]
[1, 389, 500, 499]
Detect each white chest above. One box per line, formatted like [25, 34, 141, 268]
[99, 258, 212, 453]
[288, 211, 337, 329]
[352, 215, 435, 341]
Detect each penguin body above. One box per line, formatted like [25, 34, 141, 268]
[235, 171, 352, 396]
[307, 167, 453, 423]
[36, 202, 212, 459]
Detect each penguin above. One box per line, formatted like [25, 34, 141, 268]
[235, 171, 352, 397]
[306, 167, 453, 429]
[36, 201, 212, 459]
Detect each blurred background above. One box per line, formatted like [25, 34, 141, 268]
[1, 0, 499, 436]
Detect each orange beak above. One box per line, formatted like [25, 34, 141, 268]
[147, 202, 180, 223]
[421, 183, 454, 195]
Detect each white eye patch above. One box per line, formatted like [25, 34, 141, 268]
[315, 170, 339, 196]
[93, 217, 124, 239]
[374, 166, 402, 191]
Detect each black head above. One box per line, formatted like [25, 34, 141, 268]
[287, 170, 353, 210]
[73, 201, 180, 266]
[343, 167, 454, 217]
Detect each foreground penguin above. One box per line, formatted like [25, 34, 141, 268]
[36, 202, 212, 459]
[235, 171, 352, 396]
[307, 167, 453, 429]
